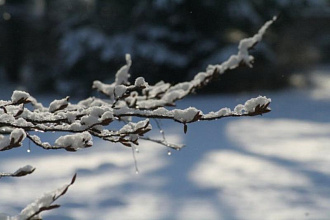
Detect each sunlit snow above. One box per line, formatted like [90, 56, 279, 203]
[1, 84, 330, 219]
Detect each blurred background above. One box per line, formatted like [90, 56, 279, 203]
[0, 0, 329, 97]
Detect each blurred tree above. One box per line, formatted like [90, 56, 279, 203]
[0, 0, 328, 95]
[1, 0, 28, 82]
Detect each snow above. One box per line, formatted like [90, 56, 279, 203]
[173, 107, 201, 123]
[128, 18, 275, 111]
[203, 108, 231, 119]
[114, 85, 127, 98]
[0, 114, 15, 123]
[208, 17, 276, 72]
[146, 81, 171, 98]
[29, 135, 52, 149]
[49, 96, 69, 113]
[115, 54, 131, 85]
[55, 132, 93, 150]
[88, 107, 104, 117]
[0, 17, 329, 217]
[100, 111, 114, 122]
[239, 16, 276, 53]
[202, 96, 270, 119]
[244, 96, 271, 113]
[0, 128, 27, 151]
[11, 91, 30, 104]
[15, 178, 74, 220]
[134, 77, 147, 87]
[119, 119, 151, 133]
[91, 55, 133, 101]
[2, 86, 330, 219]
[0, 165, 35, 179]
[13, 165, 35, 176]
[233, 104, 245, 114]
[80, 115, 99, 127]
[153, 107, 168, 115]
[193, 72, 207, 83]
[14, 118, 32, 127]
[10, 128, 26, 143]
[216, 107, 231, 116]
[92, 80, 114, 96]
[163, 90, 185, 102]
[66, 112, 76, 123]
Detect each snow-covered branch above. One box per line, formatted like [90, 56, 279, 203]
[2, 174, 76, 220]
[0, 18, 275, 218]
[0, 165, 36, 179]
[0, 18, 274, 153]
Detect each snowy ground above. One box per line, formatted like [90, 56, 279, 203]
[1, 73, 330, 220]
